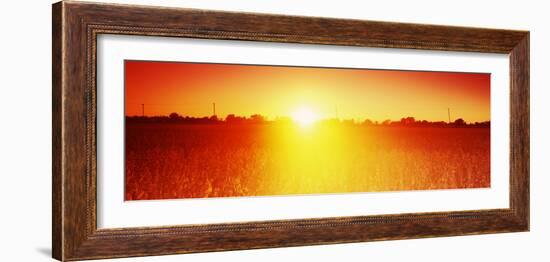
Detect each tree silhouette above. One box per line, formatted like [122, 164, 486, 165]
[169, 112, 180, 120]
[362, 119, 374, 126]
[400, 117, 416, 125]
[126, 113, 489, 128]
[453, 118, 466, 126]
[249, 114, 265, 123]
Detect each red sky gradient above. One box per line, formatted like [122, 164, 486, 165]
[125, 60, 490, 123]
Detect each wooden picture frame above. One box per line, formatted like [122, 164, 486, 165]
[52, 1, 529, 261]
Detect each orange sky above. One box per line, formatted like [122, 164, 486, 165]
[125, 60, 490, 123]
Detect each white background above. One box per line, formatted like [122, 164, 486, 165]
[0, 0, 547, 261]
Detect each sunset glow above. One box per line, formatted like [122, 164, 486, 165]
[124, 60, 491, 201]
[125, 61, 490, 123]
[292, 106, 318, 127]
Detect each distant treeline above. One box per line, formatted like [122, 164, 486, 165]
[126, 113, 490, 128]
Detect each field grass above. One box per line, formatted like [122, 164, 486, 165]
[125, 123, 490, 200]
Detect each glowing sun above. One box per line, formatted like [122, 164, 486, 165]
[292, 106, 318, 127]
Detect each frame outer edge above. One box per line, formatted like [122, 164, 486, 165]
[510, 33, 530, 229]
[58, 1, 100, 260]
[52, 1, 64, 261]
[52, 1, 531, 260]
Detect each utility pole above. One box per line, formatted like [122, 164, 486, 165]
[448, 108, 451, 123]
[212, 102, 216, 116]
[141, 104, 144, 117]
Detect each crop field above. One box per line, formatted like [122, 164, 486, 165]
[125, 123, 490, 201]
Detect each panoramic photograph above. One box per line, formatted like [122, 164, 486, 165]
[124, 60, 491, 201]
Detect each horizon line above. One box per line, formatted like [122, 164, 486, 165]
[125, 114, 490, 124]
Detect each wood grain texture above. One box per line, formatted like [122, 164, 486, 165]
[52, 1, 530, 261]
[52, 2, 63, 260]
[509, 35, 530, 227]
